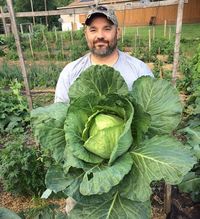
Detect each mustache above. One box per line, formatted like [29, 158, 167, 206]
[94, 39, 109, 44]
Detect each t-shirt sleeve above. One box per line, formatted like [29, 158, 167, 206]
[139, 61, 154, 77]
[54, 67, 71, 103]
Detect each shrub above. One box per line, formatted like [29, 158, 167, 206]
[0, 80, 29, 134]
[0, 137, 46, 196]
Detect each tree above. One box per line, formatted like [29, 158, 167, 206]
[1, 0, 72, 29]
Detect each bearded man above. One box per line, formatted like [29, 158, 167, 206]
[55, 5, 153, 103]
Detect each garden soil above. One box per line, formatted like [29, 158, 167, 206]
[1, 182, 200, 219]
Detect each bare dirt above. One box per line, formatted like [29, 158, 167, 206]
[1, 180, 200, 219]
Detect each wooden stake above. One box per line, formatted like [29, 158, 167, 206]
[134, 34, 137, 51]
[54, 27, 58, 42]
[152, 26, 155, 41]
[30, 0, 35, 25]
[70, 23, 74, 45]
[172, 0, 185, 86]
[168, 25, 172, 40]
[164, 184, 172, 215]
[20, 24, 23, 34]
[6, 0, 33, 110]
[61, 33, 64, 59]
[0, 7, 8, 36]
[164, 19, 167, 37]
[28, 33, 34, 58]
[44, 0, 48, 27]
[148, 29, 151, 52]
[42, 29, 50, 58]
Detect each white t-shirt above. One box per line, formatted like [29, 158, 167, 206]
[55, 50, 153, 103]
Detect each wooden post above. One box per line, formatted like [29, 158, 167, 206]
[28, 24, 33, 33]
[134, 34, 137, 52]
[168, 25, 172, 40]
[70, 23, 74, 45]
[172, 0, 185, 86]
[44, 0, 48, 27]
[6, 0, 33, 110]
[20, 24, 23, 34]
[30, 0, 35, 25]
[164, 19, 167, 37]
[152, 26, 155, 41]
[121, 5, 126, 44]
[42, 29, 50, 58]
[61, 33, 64, 59]
[164, 184, 172, 215]
[148, 29, 151, 52]
[54, 27, 58, 42]
[0, 7, 8, 36]
[28, 33, 34, 58]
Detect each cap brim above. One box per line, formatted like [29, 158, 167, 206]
[85, 12, 114, 25]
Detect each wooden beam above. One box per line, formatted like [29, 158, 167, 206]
[0, 0, 188, 18]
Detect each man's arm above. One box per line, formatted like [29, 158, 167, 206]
[54, 68, 71, 103]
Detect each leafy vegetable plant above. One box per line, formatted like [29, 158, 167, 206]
[31, 65, 196, 218]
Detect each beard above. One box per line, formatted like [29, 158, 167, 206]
[89, 36, 118, 57]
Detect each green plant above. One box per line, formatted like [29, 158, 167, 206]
[0, 80, 29, 134]
[69, 43, 87, 61]
[176, 46, 200, 203]
[31, 65, 195, 218]
[5, 49, 19, 60]
[178, 98, 200, 202]
[177, 45, 200, 95]
[28, 64, 61, 88]
[0, 63, 22, 87]
[0, 136, 46, 196]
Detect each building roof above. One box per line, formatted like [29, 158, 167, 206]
[57, 0, 135, 9]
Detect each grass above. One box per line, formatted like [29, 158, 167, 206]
[123, 23, 200, 57]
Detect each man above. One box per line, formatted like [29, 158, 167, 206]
[55, 5, 153, 103]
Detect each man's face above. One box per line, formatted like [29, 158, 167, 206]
[85, 16, 119, 57]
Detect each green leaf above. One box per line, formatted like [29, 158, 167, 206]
[69, 65, 128, 100]
[69, 193, 151, 219]
[178, 172, 200, 202]
[179, 172, 200, 193]
[31, 103, 68, 162]
[182, 126, 200, 159]
[80, 153, 133, 196]
[130, 76, 182, 134]
[130, 101, 151, 144]
[65, 95, 103, 164]
[63, 147, 92, 173]
[65, 94, 134, 164]
[64, 178, 117, 205]
[45, 165, 74, 193]
[121, 135, 196, 202]
[0, 207, 21, 219]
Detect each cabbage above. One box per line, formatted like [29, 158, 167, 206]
[83, 113, 124, 159]
[31, 65, 196, 219]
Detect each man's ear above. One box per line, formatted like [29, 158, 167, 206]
[84, 27, 88, 41]
[117, 27, 120, 40]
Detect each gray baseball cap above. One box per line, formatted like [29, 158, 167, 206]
[85, 6, 118, 26]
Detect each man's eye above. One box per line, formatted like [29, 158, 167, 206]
[89, 29, 96, 32]
[105, 28, 111, 31]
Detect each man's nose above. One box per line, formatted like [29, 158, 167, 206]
[96, 30, 104, 39]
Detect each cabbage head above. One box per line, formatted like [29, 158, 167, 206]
[31, 65, 196, 219]
[83, 113, 124, 159]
